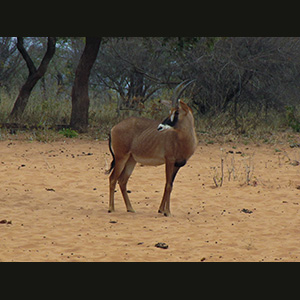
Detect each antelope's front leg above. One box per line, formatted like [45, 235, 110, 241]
[158, 161, 180, 216]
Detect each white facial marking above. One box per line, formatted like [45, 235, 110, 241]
[157, 124, 172, 131]
[170, 111, 175, 122]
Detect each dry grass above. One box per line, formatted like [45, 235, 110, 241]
[0, 88, 299, 145]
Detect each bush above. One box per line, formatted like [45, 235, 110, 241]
[58, 128, 78, 138]
[285, 106, 300, 133]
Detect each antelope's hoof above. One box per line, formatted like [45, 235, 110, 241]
[158, 210, 170, 217]
[127, 209, 136, 213]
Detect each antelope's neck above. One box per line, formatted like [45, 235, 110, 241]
[177, 124, 197, 159]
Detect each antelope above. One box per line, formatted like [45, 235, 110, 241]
[106, 80, 197, 216]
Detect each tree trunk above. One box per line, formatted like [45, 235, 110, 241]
[70, 37, 102, 133]
[10, 37, 56, 121]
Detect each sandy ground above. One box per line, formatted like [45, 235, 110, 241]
[1, 138, 300, 262]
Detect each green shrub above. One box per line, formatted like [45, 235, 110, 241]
[285, 106, 300, 132]
[58, 128, 78, 138]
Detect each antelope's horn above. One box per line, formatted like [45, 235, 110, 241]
[171, 79, 195, 108]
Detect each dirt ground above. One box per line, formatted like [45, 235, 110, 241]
[1, 138, 300, 262]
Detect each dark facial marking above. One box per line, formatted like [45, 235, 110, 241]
[161, 109, 179, 127]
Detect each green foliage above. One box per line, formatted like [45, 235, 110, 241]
[285, 106, 300, 132]
[58, 128, 78, 138]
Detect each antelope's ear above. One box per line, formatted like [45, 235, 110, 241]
[179, 100, 191, 113]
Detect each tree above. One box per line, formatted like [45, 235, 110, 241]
[94, 37, 180, 112]
[177, 37, 300, 120]
[9, 37, 56, 121]
[70, 37, 102, 132]
[0, 37, 22, 92]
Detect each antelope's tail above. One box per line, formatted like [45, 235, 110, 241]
[105, 133, 115, 175]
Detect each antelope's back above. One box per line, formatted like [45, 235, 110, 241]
[110, 117, 158, 152]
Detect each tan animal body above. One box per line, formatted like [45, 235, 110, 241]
[106, 80, 197, 216]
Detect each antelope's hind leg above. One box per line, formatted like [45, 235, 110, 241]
[108, 154, 130, 213]
[118, 155, 137, 213]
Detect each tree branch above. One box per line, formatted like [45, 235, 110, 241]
[36, 37, 57, 76]
[111, 44, 180, 85]
[16, 37, 37, 76]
